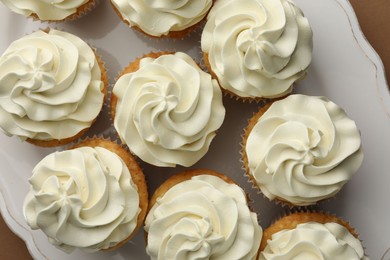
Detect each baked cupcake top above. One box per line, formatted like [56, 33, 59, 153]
[145, 171, 262, 260]
[23, 145, 141, 252]
[244, 94, 363, 206]
[260, 222, 367, 259]
[110, 0, 213, 37]
[112, 52, 225, 167]
[0, 29, 105, 144]
[0, 0, 93, 21]
[201, 0, 313, 99]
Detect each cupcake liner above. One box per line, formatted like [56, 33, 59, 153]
[65, 131, 116, 151]
[67, 0, 100, 22]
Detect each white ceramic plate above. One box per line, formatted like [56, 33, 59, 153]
[0, 0, 389, 259]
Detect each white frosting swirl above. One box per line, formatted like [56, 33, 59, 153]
[0, 0, 89, 20]
[113, 52, 225, 167]
[201, 0, 313, 98]
[260, 222, 368, 259]
[23, 146, 141, 252]
[246, 95, 363, 206]
[110, 0, 212, 36]
[145, 174, 262, 260]
[0, 29, 104, 141]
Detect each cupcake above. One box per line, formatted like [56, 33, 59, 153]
[144, 169, 262, 259]
[111, 52, 225, 167]
[260, 212, 368, 259]
[0, 29, 107, 147]
[201, 0, 313, 100]
[23, 138, 148, 252]
[110, 0, 213, 38]
[0, 0, 97, 21]
[242, 94, 364, 206]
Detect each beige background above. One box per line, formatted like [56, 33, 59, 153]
[0, 0, 389, 259]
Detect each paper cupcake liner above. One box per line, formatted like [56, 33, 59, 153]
[68, 0, 100, 21]
[64, 131, 115, 150]
[260, 210, 368, 257]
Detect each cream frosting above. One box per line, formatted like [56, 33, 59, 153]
[0, 29, 104, 141]
[23, 146, 141, 252]
[110, 0, 212, 36]
[0, 0, 90, 20]
[145, 174, 262, 260]
[201, 0, 313, 98]
[260, 222, 368, 259]
[113, 52, 225, 167]
[246, 94, 363, 206]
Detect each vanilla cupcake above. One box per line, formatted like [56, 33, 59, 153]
[242, 94, 363, 206]
[111, 52, 225, 167]
[0, 0, 97, 21]
[145, 169, 262, 259]
[260, 212, 368, 259]
[0, 29, 107, 147]
[201, 0, 313, 100]
[23, 138, 148, 252]
[110, 0, 213, 38]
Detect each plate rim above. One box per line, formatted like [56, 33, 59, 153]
[0, 0, 389, 259]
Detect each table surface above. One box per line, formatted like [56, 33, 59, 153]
[0, 0, 389, 259]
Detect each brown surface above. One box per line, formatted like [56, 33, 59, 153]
[350, 0, 390, 85]
[0, 0, 389, 259]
